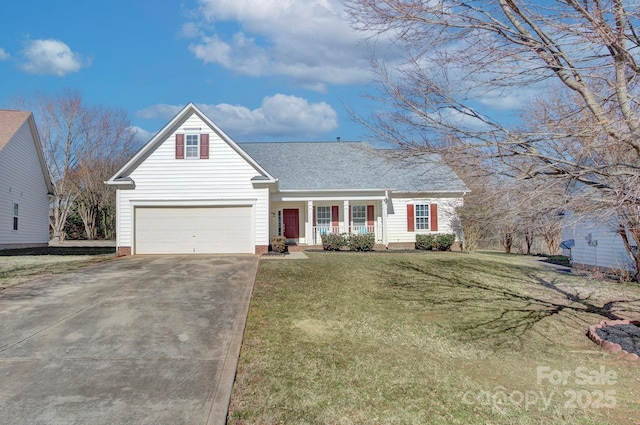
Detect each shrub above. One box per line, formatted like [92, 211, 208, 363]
[416, 234, 456, 251]
[416, 234, 436, 250]
[271, 236, 286, 253]
[322, 233, 347, 251]
[348, 233, 375, 251]
[433, 234, 456, 251]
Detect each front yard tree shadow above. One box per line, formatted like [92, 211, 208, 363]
[380, 259, 640, 350]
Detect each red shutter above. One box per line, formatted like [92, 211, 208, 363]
[407, 204, 415, 232]
[430, 204, 438, 231]
[313, 206, 317, 226]
[331, 206, 339, 227]
[175, 134, 184, 159]
[367, 205, 374, 227]
[200, 134, 209, 159]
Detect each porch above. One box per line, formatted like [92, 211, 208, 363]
[309, 225, 383, 245]
[270, 197, 389, 248]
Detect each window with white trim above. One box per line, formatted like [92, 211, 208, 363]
[415, 204, 430, 230]
[12, 203, 18, 231]
[185, 134, 199, 158]
[351, 205, 366, 228]
[316, 206, 331, 228]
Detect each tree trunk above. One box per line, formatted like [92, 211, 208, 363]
[524, 229, 534, 255]
[617, 225, 640, 284]
[502, 232, 513, 254]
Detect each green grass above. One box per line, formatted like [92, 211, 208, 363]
[0, 251, 114, 288]
[229, 251, 640, 424]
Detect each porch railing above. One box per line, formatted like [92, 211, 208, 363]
[311, 225, 383, 245]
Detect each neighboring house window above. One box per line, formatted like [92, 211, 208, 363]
[12, 203, 18, 231]
[415, 204, 430, 230]
[186, 134, 199, 158]
[316, 206, 331, 228]
[352, 205, 366, 230]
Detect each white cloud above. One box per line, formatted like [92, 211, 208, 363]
[0, 48, 9, 60]
[130, 126, 155, 145]
[137, 94, 338, 139]
[185, 0, 388, 91]
[136, 104, 182, 120]
[476, 88, 541, 111]
[427, 108, 490, 131]
[20, 39, 88, 76]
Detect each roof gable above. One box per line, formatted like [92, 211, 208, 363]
[0, 109, 54, 194]
[107, 103, 275, 184]
[241, 142, 468, 193]
[0, 110, 31, 152]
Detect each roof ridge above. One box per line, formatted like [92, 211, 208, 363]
[0, 109, 30, 114]
[239, 141, 366, 144]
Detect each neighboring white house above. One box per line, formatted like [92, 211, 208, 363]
[561, 211, 637, 274]
[0, 110, 53, 249]
[106, 103, 468, 255]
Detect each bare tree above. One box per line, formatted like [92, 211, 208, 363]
[347, 0, 640, 280]
[11, 90, 135, 241]
[71, 107, 135, 239]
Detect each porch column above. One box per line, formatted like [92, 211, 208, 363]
[343, 200, 350, 233]
[307, 201, 314, 245]
[382, 195, 389, 245]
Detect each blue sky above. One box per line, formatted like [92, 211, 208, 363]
[0, 0, 389, 144]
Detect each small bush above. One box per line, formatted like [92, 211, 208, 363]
[322, 233, 347, 251]
[271, 236, 286, 253]
[348, 233, 376, 251]
[416, 234, 435, 250]
[433, 234, 456, 251]
[416, 234, 456, 251]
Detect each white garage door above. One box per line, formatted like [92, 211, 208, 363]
[135, 206, 253, 254]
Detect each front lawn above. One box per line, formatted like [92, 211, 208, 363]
[0, 249, 114, 289]
[229, 252, 640, 424]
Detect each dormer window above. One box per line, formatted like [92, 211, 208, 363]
[175, 133, 210, 159]
[186, 134, 199, 158]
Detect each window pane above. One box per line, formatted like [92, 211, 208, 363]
[317, 206, 331, 226]
[186, 134, 199, 158]
[13, 203, 18, 217]
[13, 217, 18, 231]
[352, 205, 366, 227]
[415, 204, 429, 230]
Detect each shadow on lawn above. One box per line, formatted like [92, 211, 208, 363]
[0, 246, 115, 256]
[381, 259, 640, 349]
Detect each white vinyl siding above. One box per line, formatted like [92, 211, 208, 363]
[116, 113, 269, 251]
[562, 212, 635, 272]
[0, 119, 50, 246]
[386, 196, 462, 243]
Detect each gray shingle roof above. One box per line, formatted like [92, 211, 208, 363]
[240, 142, 468, 193]
[0, 110, 30, 152]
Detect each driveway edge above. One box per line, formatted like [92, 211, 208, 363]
[206, 256, 259, 425]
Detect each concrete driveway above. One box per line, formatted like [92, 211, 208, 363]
[0, 255, 259, 425]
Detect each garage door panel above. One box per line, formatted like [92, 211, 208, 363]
[135, 207, 253, 254]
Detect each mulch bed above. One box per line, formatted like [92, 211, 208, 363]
[595, 324, 640, 357]
[587, 320, 640, 364]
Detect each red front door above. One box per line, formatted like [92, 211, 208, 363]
[283, 209, 299, 239]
